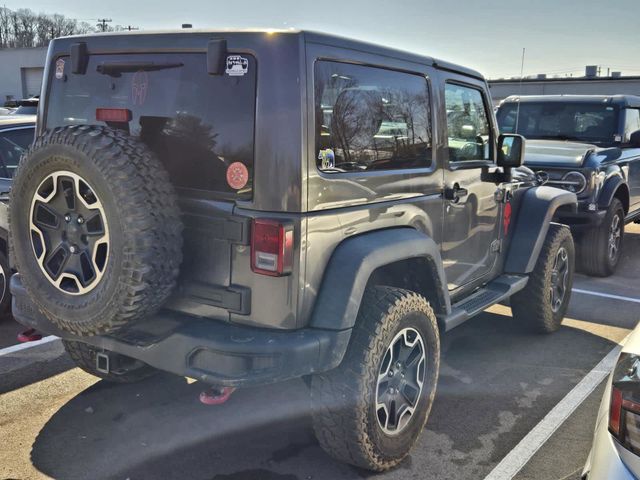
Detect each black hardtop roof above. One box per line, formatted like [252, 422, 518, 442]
[52, 28, 485, 81]
[501, 94, 640, 108]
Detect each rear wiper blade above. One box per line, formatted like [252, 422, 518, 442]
[97, 62, 184, 77]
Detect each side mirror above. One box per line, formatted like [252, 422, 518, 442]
[629, 130, 640, 148]
[497, 134, 525, 168]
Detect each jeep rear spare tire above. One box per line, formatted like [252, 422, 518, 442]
[10, 126, 183, 336]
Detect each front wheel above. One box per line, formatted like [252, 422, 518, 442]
[310, 286, 440, 471]
[511, 224, 575, 333]
[579, 198, 625, 277]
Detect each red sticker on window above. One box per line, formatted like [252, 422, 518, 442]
[226, 162, 249, 190]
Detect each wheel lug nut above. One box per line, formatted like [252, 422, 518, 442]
[64, 215, 71, 222]
[69, 245, 78, 254]
[388, 371, 394, 377]
[77, 217, 84, 224]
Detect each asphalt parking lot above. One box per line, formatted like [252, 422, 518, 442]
[1, 224, 639, 480]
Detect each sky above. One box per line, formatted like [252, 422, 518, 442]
[5, 0, 640, 79]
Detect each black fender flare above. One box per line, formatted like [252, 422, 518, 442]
[598, 175, 629, 212]
[309, 228, 449, 331]
[505, 186, 577, 274]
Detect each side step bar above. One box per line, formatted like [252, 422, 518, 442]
[438, 274, 528, 332]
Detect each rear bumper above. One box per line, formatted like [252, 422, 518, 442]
[10, 274, 351, 387]
[582, 419, 637, 480]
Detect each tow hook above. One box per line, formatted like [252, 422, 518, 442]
[199, 386, 236, 405]
[17, 328, 42, 343]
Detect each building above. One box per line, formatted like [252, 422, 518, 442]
[0, 47, 48, 105]
[489, 68, 640, 105]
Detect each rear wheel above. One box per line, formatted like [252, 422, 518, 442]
[579, 198, 624, 277]
[62, 340, 157, 383]
[311, 286, 440, 471]
[511, 224, 574, 333]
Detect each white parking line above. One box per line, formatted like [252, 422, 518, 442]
[0, 335, 58, 357]
[483, 336, 627, 480]
[572, 288, 640, 304]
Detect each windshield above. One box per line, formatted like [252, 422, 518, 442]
[497, 101, 620, 145]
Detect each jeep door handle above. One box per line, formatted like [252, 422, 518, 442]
[444, 184, 468, 202]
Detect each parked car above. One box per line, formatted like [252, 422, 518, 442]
[496, 95, 640, 276]
[10, 98, 39, 116]
[582, 327, 640, 479]
[10, 30, 577, 471]
[0, 115, 35, 317]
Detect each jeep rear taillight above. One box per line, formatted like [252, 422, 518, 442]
[251, 219, 293, 276]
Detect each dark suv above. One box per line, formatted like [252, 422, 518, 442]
[497, 95, 640, 276]
[10, 30, 577, 471]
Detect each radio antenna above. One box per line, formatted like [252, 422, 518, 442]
[514, 47, 526, 134]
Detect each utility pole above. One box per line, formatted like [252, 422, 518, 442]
[96, 18, 112, 32]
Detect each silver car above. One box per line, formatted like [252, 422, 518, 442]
[583, 326, 640, 479]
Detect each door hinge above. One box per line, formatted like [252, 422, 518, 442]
[491, 239, 502, 253]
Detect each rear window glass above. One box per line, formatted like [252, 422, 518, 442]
[47, 53, 256, 199]
[315, 61, 432, 173]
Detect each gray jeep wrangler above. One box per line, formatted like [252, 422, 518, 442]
[10, 30, 577, 471]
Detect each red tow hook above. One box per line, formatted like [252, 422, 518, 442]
[199, 386, 236, 405]
[17, 328, 42, 343]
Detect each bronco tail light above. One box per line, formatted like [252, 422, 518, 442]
[609, 353, 640, 454]
[96, 108, 132, 123]
[251, 219, 294, 276]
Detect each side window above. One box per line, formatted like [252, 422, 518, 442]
[624, 108, 640, 142]
[445, 83, 491, 162]
[0, 128, 34, 178]
[315, 61, 432, 172]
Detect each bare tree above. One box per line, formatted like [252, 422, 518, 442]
[0, 7, 101, 49]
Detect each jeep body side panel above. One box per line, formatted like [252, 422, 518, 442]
[309, 228, 449, 331]
[505, 186, 577, 273]
[300, 38, 446, 328]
